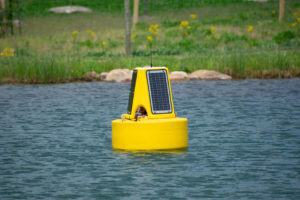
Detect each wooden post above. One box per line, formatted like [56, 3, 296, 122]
[124, 0, 131, 56]
[279, 0, 285, 21]
[133, 0, 139, 31]
[1, 0, 6, 35]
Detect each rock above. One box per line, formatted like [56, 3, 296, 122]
[105, 69, 133, 82]
[283, 72, 292, 79]
[187, 74, 199, 81]
[100, 72, 108, 80]
[13, 20, 21, 28]
[190, 70, 232, 80]
[1, 77, 17, 84]
[169, 71, 188, 81]
[262, 70, 271, 79]
[85, 71, 101, 81]
[49, 6, 92, 14]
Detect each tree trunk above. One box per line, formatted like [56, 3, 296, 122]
[124, 0, 131, 56]
[1, 0, 6, 35]
[8, 0, 13, 35]
[133, 0, 139, 31]
[279, 0, 285, 21]
[16, 0, 21, 34]
[144, 0, 149, 16]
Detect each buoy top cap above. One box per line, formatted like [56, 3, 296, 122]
[134, 66, 167, 70]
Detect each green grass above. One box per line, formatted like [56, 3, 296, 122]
[19, 0, 247, 16]
[1, 0, 300, 83]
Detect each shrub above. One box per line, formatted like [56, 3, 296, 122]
[273, 31, 296, 45]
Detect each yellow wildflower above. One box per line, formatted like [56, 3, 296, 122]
[267, 31, 270, 35]
[147, 35, 153, 41]
[131, 34, 136, 39]
[0, 48, 14, 57]
[148, 24, 159, 35]
[248, 26, 254, 32]
[187, 26, 191, 30]
[181, 21, 189, 26]
[190, 14, 197, 19]
[210, 26, 216, 32]
[272, 10, 276, 14]
[291, 22, 297, 27]
[179, 21, 189, 30]
[297, 18, 300, 22]
[72, 30, 78, 35]
[101, 41, 107, 46]
[87, 30, 96, 37]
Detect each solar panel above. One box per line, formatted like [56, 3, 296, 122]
[147, 69, 172, 114]
[127, 70, 137, 114]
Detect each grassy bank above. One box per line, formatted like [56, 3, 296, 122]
[1, 1, 300, 83]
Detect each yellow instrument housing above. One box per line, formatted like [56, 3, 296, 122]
[112, 118, 188, 150]
[123, 67, 176, 120]
[112, 67, 188, 150]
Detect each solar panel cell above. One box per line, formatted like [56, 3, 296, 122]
[127, 70, 137, 114]
[147, 70, 172, 114]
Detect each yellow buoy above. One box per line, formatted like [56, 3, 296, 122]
[112, 67, 188, 150]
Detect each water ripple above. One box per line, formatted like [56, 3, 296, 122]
[0, 79, 300, 199]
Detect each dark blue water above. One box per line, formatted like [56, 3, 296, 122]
[1, 79, 300, 199]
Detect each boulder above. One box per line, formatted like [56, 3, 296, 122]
[189, 70, 232, 80]
[187, 74, 199, 81]
[105, 69, 133, 82]
[100, 72, 108, 80]
[85, 71, 101, 81]
[13, 20, 21, 28]
[49, 6, 92, 14]
[169, 71, 188, 81]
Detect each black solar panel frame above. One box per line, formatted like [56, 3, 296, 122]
[127, 70, 137, 114]
[147, 69, 172, 114]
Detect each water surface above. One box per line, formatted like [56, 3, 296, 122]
[0, 79, 300, 199]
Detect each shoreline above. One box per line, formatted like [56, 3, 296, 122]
[1, 70, 300, 85]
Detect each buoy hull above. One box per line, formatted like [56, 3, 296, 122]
[112, 118, 188, 150]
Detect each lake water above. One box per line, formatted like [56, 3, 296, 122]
[0, 79, 300, 199]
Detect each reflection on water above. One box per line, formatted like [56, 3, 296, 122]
[0, 79, 300, 199]
[112, 148, 188, 155]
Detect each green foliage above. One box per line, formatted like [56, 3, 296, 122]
[220, 31, 244, 43]
[165, 29, 181, 37]
[162, 19, 180, 28]
[136, 22, 149, 31]
[78, 40, 94, 48]
[1, 0, 300, 83]
[20, 0, 246, 16]
[273, 31, 296, 45]
[238, 12, 250, 21]
[199, 28, 213, 36]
